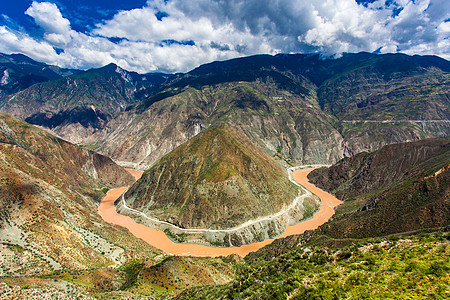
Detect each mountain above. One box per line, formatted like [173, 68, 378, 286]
[0, 52, 78, 99]
[124, 124, 299, 229]
[307, 138, 449, 238]
[121, 124, 318, 245]
[0, 52, 448, 299]
[0, 52, 447, 169]
[0, 112, 163, 276]
[93, 52, 449, 169]
[95, 73, 342, 168]
[0, 63, 169, 144]
[174, 138, 450, 299]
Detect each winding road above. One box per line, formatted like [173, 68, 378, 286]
[97, 168, 342, 257]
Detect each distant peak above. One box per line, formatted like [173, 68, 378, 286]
[103, 62, 118, 69]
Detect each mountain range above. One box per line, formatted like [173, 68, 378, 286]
[93, 52, 449, 169]
[0, 51, 448, 299]
[0, 59, 169, 144]
[1, 52, 448, 169]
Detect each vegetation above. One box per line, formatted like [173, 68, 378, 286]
[308, 138, 450, 238]
[164, 229, 188, 243]
[124, 123, 301, 232]
[119, 259, 145, 290]
[0, 52, 449, 299]
[177, 233, 450, 299]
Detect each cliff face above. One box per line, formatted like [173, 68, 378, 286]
[124, 124, 301, 230]
[307, 138, 450, 238]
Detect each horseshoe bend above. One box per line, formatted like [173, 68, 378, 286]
[97, 166, 342, 257]
[98, 123, 327, 249]
[0, 48, 448, 299]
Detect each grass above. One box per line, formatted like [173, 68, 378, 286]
[177, 232, 450, 299]
[164, 229, 188, 243]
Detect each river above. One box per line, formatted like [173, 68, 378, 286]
[97, 168, 341, 257]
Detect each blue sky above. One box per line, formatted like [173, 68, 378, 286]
[0, 0, 448, 73]
[0, 1, 147, 33]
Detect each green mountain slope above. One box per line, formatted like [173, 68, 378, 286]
[176, 233, 449, 299]
[124, 124, 300, 230]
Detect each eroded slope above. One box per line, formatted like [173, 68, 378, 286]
[0, 112, 161, 276]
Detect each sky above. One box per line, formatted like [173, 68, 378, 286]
[0, 0, 448, 73]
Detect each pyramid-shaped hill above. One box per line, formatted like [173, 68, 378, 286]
[123, 124, 300, 230]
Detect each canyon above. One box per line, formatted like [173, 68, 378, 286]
[98, 168, 341, 257]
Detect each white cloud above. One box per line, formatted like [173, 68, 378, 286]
[0, 0, 448, 73]
[0, 26, 64, 63]
[25, 1, 71, 34]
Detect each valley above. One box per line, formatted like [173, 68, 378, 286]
[0, 51, 448, 299]
[97, 167, 341, 257]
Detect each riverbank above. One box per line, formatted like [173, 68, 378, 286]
[97, 168, 342, 257]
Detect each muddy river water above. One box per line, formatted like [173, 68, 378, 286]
[97, 168, 342, 257]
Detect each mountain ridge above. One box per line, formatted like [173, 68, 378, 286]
[92, 52, 449, 169]
[0, 58, 170, 144]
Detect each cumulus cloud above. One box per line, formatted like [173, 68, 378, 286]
[25, 2, 71, 34]
[0, 0, 448, 73]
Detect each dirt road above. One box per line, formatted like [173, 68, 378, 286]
[97, 168, 341, 257]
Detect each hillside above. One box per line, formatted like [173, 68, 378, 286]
[0, 112, 163, 276]
[307, 138, 449, 238]
[177, 234, 449, 299]
[0, 62, 169, 144]
[173, 139, 450, 300]
[120, 124, 317, 245]
[94, 53, 449, 169]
